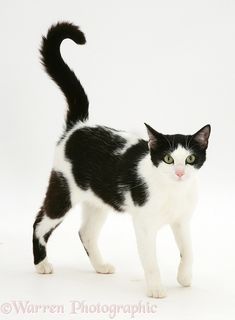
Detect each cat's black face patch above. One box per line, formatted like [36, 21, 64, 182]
[145, 124, 211, 169]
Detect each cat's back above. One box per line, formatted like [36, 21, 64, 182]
[53, 121, 147, 183]
[56, 121, 142, 161]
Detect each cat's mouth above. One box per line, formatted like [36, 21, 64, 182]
[175, 175, 186, 182]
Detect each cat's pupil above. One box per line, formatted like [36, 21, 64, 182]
[163, 154, 174, 164]
[186, 154, 196, 164]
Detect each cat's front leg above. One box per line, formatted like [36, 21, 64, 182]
[133, 217, 166, 299]
[171, 221, 193, 287]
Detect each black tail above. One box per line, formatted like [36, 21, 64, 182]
[40, 22, 89, 129]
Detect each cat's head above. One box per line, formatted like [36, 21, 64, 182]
[145, 124, 211, 183]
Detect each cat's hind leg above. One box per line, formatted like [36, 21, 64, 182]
[79, 202, 115, 274]
[33, 170, 72, 274]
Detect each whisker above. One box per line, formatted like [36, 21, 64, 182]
[186, 136, 189, 149]
[186, 135, 193, 150]
[129, 181, 147, 190]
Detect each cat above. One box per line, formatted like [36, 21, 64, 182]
[33, 22, 211, 299]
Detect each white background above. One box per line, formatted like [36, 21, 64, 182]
[0, 0, 235, 319]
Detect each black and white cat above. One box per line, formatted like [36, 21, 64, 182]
[33, 22, 211, 298]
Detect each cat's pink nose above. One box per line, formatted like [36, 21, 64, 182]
[176, 171, 184, 177]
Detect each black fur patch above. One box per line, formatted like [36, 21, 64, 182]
[121, 140, 149, 206]
[33, 209, 46, 265]
[43, 170, 71, 219]
[33, 237, 46, 265]
[65, 126, 149, 211]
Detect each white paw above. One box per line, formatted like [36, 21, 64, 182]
[177, 263, 192, 287]
[147, 285, 167, 299]
[95, 263, 115, 274]
[35, 258, 53, 274]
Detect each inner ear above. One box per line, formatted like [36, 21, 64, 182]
[193, 124, 211, 149]
[144, 123, 160, 149]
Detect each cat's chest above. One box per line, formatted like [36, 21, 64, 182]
[135, 181, 198, 226]
[161, 188, 196, 219]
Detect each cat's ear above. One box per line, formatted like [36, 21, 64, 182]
[192, 124, 211, 149]
[144, 123, 161, 150]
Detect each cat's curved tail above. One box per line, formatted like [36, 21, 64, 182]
[40, 22, 89, 129]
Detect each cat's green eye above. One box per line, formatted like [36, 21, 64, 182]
[186, 154, 196, 164]
[163, 154, 174, 164]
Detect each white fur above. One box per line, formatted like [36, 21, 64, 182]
[35, 258, 53, 274]
[79, 203, 115, 274]
[114, 131, 139, 154]
[37, 122, 199, 298]
[35, 216, 63, 246]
